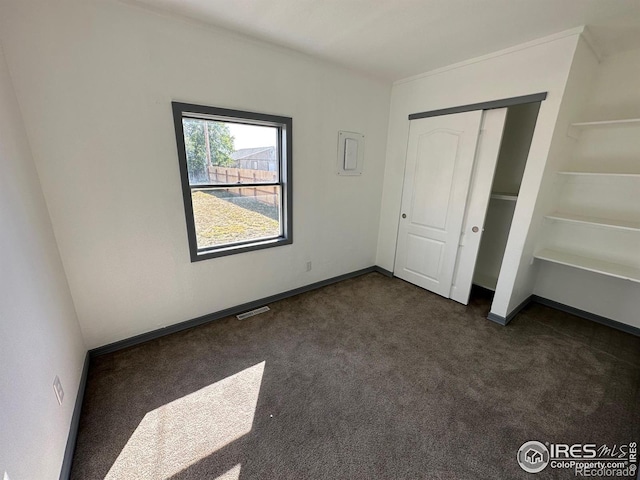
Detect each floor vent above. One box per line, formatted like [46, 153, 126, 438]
[236, 306, 270, 320]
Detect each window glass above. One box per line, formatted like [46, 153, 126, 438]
[182, 118, 278, 185]
[173, 103, 292, 260]
[191, 187, 282, 249]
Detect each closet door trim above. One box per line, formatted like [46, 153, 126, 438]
[408, 92, 547, 121]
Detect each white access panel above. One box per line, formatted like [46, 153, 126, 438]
[337, 131, 364, 175]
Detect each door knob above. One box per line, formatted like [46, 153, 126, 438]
[472, 226, 479, 233]
[402, 213, 407, 219]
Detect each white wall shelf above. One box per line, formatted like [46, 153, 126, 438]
[557, 171, 640, 178]
[535, 249, 640, 284]
[571, 118, 640, 128]
[567, 118, 640, 138]
[490, 192, 518, 201]
[545, 212, 640, 232]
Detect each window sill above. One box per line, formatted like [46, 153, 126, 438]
[191, 236, 292, 261]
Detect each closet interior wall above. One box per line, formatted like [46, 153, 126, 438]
[473, 102, 540, 292]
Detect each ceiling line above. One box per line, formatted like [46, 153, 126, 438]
[393, 26, 585, 86]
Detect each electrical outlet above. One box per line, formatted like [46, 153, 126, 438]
[306, 261, 312, 272]
[53, 376, 64, 405]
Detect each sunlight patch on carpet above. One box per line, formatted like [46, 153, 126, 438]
[215, 464, 241, 480]
[105, 362, 265, 479]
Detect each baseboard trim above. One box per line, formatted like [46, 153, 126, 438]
[373, 266, 393, 278]
[486, 312, 507, 326]
[487, 295, 533, 326]
[532, 296, 640, 337]
[59, 352, 90, 480]
[486, 294, 639, 337]
[90, 266, 384, 357]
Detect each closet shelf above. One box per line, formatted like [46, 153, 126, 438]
[490, 192, 518, 201]
[534, 249, 640, 283]
[557, 171, 640, 178]
[567, 118, 640, 138]
[571, 118, 640, 128]
[544, 212, 640, 232]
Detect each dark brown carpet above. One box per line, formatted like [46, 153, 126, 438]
[71, 273, 640, 479]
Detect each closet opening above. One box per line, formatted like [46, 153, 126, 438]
[470, 102, 541, 302]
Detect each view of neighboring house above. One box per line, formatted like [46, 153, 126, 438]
[231, 146, 277, 171]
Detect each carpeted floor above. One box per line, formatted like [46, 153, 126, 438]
[71, 273, 640, 479]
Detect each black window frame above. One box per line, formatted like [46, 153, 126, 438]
[172, 102, 293, 261]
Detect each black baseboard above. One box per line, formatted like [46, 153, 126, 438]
[486, 312, 507, 326]
[532, 296, 640, 337]
[486, 294, 639, 337]
[487, 295, 533, 326]
[59, 352, 90, 480]
[373, 265, 393, 278]
[90, 266, 386, 357]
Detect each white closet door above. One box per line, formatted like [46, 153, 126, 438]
[450, 108, 508, 304]
[394, 110, 483, 297]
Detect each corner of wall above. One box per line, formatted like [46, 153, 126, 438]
[0, 38, 87, 480]
[503, 33, 600, 315]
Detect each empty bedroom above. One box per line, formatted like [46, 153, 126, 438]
[1, 0, 639, 479]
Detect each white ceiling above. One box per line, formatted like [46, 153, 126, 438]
[126, 0, 640, 80]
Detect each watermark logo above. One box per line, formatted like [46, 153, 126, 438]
[518, 441, 550, 473]
[517, 441, 637, 477]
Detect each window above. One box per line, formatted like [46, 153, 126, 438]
[172, 102, 292, 261]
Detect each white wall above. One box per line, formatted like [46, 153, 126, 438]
[506, 37, 599, 313]
[0, 0, 390, 349]
[533, 46, 640, 328]
[0, 45, 86, 480]
[583, 47, 640, 120]
[376, 30, 580, 318]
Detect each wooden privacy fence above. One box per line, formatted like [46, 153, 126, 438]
[208, 166, 279, 206]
